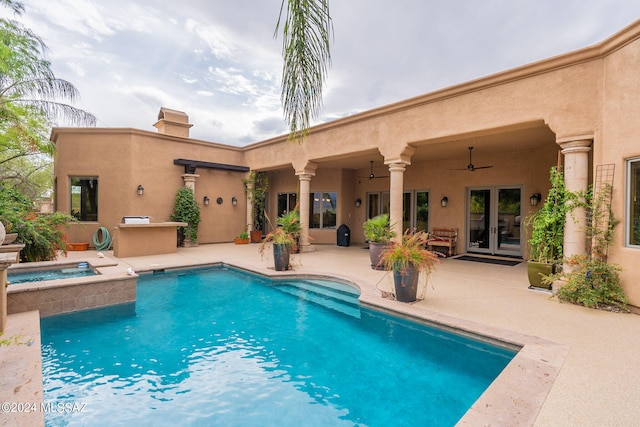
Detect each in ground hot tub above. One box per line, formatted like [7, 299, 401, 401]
[7, 262, 98, 285]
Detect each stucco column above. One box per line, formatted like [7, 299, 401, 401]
[386, 162, 409, 243]
[181, 173, 199, 192]
[296, 172, 315, 252]
[1, 257, 15, 332]
[559, 138, 592, 262]
[245, 180, 254, 232]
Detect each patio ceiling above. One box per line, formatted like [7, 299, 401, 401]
[309, 123, 556, 171]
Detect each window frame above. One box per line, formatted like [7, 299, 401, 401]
[309, 191, 337, 229]
[70, 176, 99, 222]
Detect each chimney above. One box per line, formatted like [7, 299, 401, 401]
[153, 107, 193, 138]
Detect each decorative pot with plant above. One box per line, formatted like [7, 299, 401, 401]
[244, 171, 268, 243]
[379, 230, 440, 302]
[525, 166, 571, 289]
[363, 214, 396, 270]
[259, 227, 295, 271]
[170, 187, 201, 247]
[234, 231, 250, 245]
[277, 208, 301, 253]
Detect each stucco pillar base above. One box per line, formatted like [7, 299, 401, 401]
[1, 258, 17, 333]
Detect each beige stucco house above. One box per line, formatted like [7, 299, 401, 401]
[53, 20, 640, 308]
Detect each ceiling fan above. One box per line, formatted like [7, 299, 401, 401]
[455, 146, 493, 172]
[362, 160, 389, 179]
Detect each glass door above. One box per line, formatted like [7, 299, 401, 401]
[466, 187, 522, 256]
[496, 187, 522, 256]
[403, 190, 429, 233]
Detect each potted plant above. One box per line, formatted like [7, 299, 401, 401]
[379, 230, 440, 302]
[525, 167, 571, 289]
[259, 227, 296, 271]
[170, 187, 201, 247]
[234, 231, 250, 245]
[244, 171, 269, 243]
[363, 214, 396, 270]
[277, 208, 301, 253]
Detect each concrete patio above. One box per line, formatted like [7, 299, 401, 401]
[2, 243, 639, 426]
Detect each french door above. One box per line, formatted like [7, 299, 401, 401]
[466, 186, 523, 257]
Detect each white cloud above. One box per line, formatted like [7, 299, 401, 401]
[6, 0, 640, 145]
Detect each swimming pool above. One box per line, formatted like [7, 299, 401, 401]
[8, 262, 97, 284]
[41, 266, 516, 426]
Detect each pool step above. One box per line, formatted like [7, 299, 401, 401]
[274, 281, 361, 318]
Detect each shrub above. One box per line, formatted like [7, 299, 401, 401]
[170, 187, 200, 243]
[0, 185, 75, 262]
[549, 255, 628, 310]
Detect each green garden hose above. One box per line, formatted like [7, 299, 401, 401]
[93, 227, 112, 250]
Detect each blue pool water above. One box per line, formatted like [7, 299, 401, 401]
[41, 266, 516, 426]
[8, 262, 96, 284]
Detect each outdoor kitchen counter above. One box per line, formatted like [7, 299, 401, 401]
[113, 222, 187, 257]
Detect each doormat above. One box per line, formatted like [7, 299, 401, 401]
[454, 255, 521, 266]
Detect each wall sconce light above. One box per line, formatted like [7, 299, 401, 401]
[203, 196, 210, 206]
[440, 196, 448, 208]
[137, 185, 144, 196]
[231, 196, 238, 206]
[355, 198, 362, 207]
[216, 197, 223, 205]
[529, 193, 542, 207]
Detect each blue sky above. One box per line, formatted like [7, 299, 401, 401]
[4, 0, 640, 145]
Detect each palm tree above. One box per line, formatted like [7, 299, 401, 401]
[276, 0, 332, 142]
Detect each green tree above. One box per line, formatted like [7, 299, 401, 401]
[276, 0, 332, 142]
[0, 1, 96, 187]
[0, 1, 95, 261]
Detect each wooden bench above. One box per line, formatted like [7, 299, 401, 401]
[427, 228, 458, 256]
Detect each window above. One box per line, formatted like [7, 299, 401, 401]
[70, 177, 98, 221]
[277, 192, 297, 216]
[310, 192, 337, 229]
[628, 158, 640, 246]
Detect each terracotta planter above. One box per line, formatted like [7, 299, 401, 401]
[369, 242, 388, 270]
[273, 243, 291, 271]
[393, 266, 420, 302]
[234, 237, 250, 245]
[526, 261, 555, 289]
[250, 230, 263, 243]
[67, 242, 89, 251]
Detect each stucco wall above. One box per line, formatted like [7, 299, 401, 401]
[53, 129, 249, 245]
[597, 34, 640, 304]
[51, 21, 640, 307]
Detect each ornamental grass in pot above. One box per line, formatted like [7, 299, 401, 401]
[379, 230, 440, 302]
[259, 228, 295, 271]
